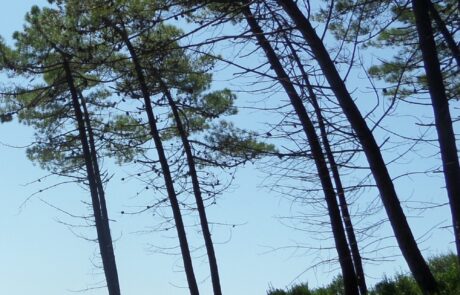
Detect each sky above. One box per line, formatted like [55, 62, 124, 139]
[0, 1, 456, 295]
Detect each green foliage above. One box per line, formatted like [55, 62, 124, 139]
[429, 253, 460, 294]
[180, 0, 246, 24]
[289, 284, 312, 295]
[320, 0, 459, 100]
[0, 4, 127, 173]
[269, 254, 460, 295]
[371, 275, 419, 295]
[306, 276, 344, 295]
[204, 121, 276, 162]
[63, 0, 272, 166]
[365, 0, 459, 100]
[102, 115, 151, 164]
[267, 277, 342, 295]
[1, 0, 272, 177]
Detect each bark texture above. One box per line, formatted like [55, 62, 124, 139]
[64, 60, 121, 295]
[426, 0, 460, 69]
[283, 35, 368, 294]
[160, 80, 223, 295]
[412, 0, 460, 266]
[120, 31, 200, 295]
[277, 0, 438, 293]
[244, 4, 359, 295]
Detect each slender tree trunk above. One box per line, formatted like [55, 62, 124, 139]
[309, 86, 368, 295]
[276, 1, 438, 293]
[80, 92, 121, 293]
[118, 30, 200, 295]
[425, 0, 460, 70]
[63, 60, 121, 295]
[283, 35, 368, 294]
[158, 79, 223, 295]
[243, 5, 359, 295]
[412, 0, 460, 266]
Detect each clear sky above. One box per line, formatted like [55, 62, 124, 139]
[0, 1, 456, 295]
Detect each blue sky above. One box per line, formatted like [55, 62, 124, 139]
[0, 1, 456, 295]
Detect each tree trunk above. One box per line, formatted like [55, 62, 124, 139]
[80, 92, 121, 293]
[283, 34, 368, 294]
[425, 0, 460, 70]
[244, 5, 359, 295]
[277, 1, 438, 293]
[119, 30, 200, 295]
[63, 60, 121, 295]
[158, 79, 223, 295]
[412, 0, 460, 266]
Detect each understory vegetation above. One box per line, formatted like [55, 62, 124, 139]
[1, 0, 458, 294]
[268, 254, 460, 295]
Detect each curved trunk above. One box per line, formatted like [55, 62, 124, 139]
[283, 35, 368, 294]
[63, 60, 121, 295]
[119, 30, 200, 295]
[243, 5, 359, 295]
[80, 92, 121, 293]
[159, 80, 223, 295]
[277, 1, 438, 293]
[412, 0, 460, 266]
[309, 84, 368, 295]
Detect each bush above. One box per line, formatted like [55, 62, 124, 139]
[268, 254, 459, 295]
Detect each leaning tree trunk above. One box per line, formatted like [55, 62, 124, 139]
[243, 5, 359, 295]
[159, 79, 223, 295]
[80, 92, 121, 292]
[306, 73, 368, 295]
[282, 34, 368, 294]
[63, 59, 121, 295]
[425, 0, 460, 69]
[276, 0, 438, 293]
[116, 28, 200, 295]
[412, 0, 460, 266]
